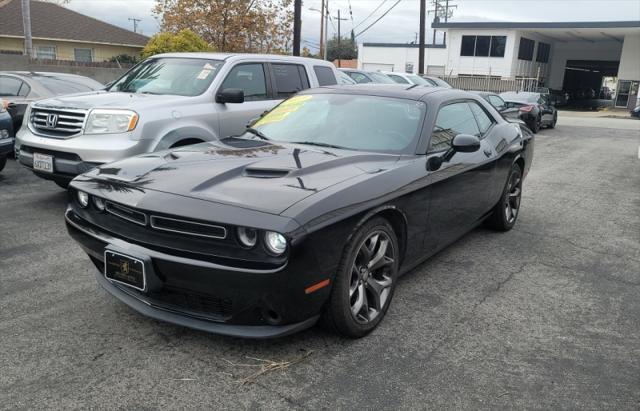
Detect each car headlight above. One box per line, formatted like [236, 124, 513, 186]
[84, 109, 138, 135]
[264, 231, 287, 255]
[237, 227, 258, 248]
[77, 191, 89, 208]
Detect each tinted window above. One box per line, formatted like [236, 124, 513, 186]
[536, 42, 550, 63]
[221, 63, 267, 101]
[469, 102, 494, 135]
[488, 95, 505, 109]
[313, 66, 337, 86]
[430, 102, 480, 152]
[518, 37, 535, 61]
[475, 36, 490, 56]
[461, 36, 475, 56]
[490, 36, 506, 57]
[388, 74, 410, 84]
[0, 76, 24, 96]
[272, 64, 309, 98]
[348, 72, 372, 83]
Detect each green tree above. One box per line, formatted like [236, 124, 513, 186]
[326, 36, 357, 62]
[142, 29, 213, 59]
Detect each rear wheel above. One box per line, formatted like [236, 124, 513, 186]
[322, 217, 399, 338]
[485, 164, 523, 231]
[529, 117, 540, 133]
[549, 112, 557, 129]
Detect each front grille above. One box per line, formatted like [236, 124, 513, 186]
[150, 216, 227, 239]
[105, 202, 147, 226]
[147, 287, 233, 319]
[30, 107, 87, 137]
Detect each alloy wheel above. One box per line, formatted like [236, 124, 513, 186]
[349, 231, 395, 324]
[504, 171, 522, 224]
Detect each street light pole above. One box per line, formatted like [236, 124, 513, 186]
[293, 0, 302, 56]
[419, 0, 426, 74]
[319, 0, 325, 59]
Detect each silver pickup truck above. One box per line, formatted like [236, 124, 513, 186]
[15, 53, 340, 188]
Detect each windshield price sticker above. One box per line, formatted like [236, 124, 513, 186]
[256, 95, 313, 126]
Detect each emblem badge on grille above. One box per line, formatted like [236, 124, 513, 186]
[46, 113, 58, 128]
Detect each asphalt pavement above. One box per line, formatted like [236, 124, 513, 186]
[1, 118, 639, 410]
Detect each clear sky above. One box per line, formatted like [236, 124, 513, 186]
[66, 0, 640, 51]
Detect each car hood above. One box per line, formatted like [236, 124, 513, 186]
[84, 140, 399, 215]
[33, 91, 187, 111]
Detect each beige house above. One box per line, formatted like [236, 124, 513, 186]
[0, 0, 148, 63]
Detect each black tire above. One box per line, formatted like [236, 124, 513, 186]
[485, 164, 523, 231]
[548, 112, 557, 129]
[322, 217, 400, 338]
[54, 180, 69, 189]
[0, 156, 6, 172]
[529, 117, 540, 133]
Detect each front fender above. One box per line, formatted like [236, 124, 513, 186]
[152, 125, 220, 151]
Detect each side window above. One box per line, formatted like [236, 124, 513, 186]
[349, 72, 371, 84]
[430, 102, 480, 152]
[0, 76, 24, 96]
[313, 66, 337, 86]
[488, 95, 505, 109]
[272, 64, 309, 98]
[469, 102, 495, 136]
[221, 63, 267, 101]
[388, 74, 410, 84]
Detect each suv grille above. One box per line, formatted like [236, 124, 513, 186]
[30, 107, 87, 137]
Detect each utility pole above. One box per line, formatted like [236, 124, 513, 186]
[21, 0, 33, 57]
[333, 9, 347, 67]
[323, 1, 329, 60]
[293, 0, 302, 56]
[319, 0, 325, 59]
[419, 0, 426, 74]
[128, 18, 141, 33]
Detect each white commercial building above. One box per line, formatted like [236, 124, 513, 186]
[358, 21, 640, 109]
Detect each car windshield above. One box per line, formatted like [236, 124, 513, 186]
[109, 58, 224, 96]
[251, 94, 426, 154]
[501, 92, 539, 104]
[34, 76, 102, 95]
[429, 77, 452, 88]
[407, 75, 430, 86]
[337, 71, 356, 85]
[369, 72, 396, 84]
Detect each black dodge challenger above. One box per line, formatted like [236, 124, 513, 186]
[66, 85, 534, 339]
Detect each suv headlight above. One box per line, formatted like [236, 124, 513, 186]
[84, 109, 139, 135]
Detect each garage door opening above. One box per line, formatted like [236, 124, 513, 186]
[562, 60, 619, 109]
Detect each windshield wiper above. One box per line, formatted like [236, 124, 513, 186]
[245, 127, 270, 140]
[290, 141, 347, 150]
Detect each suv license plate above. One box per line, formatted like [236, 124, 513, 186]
[33, 153, 54, 173]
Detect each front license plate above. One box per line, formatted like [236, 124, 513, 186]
[104, 250, 146, 291]
[33, 153, 54, 173]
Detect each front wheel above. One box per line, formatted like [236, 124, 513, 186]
[322, 217, 399, 338]
[485, 164, 523, 231]
[549, 112, 557, 129]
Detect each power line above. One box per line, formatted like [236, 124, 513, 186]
[355, 0, 402, 38]
[353, 0, 387, 30]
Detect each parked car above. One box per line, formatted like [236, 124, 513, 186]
[15, 53, 340, 188]
[339, 69, 396, 84]
[0, 71, 103, 132]
[420, 75, 453, 88]
[499, 91, 557, 133]
[631, 105, 640, 119]
[66, 85, 534, 338]
[381, 71, 432, 86]
[337, 70, 357, 85]
[469, 91, 523, 122]
[0, 99, 14, 172]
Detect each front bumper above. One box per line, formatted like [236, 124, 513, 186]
[65, 209, 331, 338]
[0, 137, 13, 157]
[16, 128, 153, 180]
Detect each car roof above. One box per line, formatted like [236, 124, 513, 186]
[151, 52, 334, 65]
[300, 83, 471, 102]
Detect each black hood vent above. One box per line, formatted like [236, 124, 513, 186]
[243, 168, 290, 178]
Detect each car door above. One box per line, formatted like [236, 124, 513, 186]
[423, 101, 497, 252]
[216, 62, 276, 138]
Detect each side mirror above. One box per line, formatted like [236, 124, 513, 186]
[216, 88, 244, 104]
[451, 133, 481, 153]
[427, 134, 481, 171]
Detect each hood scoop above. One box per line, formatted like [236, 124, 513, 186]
[243, 167, 290, 179]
